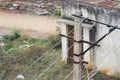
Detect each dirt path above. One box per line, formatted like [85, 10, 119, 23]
[0, 10, 59, 37]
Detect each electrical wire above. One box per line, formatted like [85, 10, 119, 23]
[0, 46, 11, 57]
[77, 28, 118, 80]
[68, 42, 113, 80]
[63, 61, 84, 80]
[86, 70, 98, 80]
[67, 66, 89, 80]
[84, 64, 89, 80]
[63, 19, 92, 80]
[64, 69, 74, 80]
[68, 65, 97, 80]
[14, 40, 61, 80]
[14, 28, 74, 80]
[82, 53, 112, 80]
[35, 43, 75, 80]
[35, 28, 75, 79]
[65, 17, 119, 80]
[34, 56, 61, 80]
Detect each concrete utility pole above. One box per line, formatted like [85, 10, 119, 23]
[73, 17, 83, 80]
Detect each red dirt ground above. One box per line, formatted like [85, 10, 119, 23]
[0, 9, 60, 37]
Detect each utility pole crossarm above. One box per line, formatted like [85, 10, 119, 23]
[72, 14, 120, 30]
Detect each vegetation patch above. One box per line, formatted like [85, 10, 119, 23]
[0, 30, 73, 80]
[52, 9, 61, 16]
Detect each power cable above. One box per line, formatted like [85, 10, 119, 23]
[0, 46, 11, 57]
[14, 40, 61, 80]
[63, 65, 84, 80]
[35, 43, 75, 80]
[35, 56, 61, 80]
[14, 28, 74, 80]
[82, 53, 112, 80]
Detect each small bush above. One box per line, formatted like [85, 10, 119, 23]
[3, 42, 13, 51]
[48, 27, 61, 48]
[52, 9, 61, 16]
[3, 30, 20, 41]
[48, 35, 61, 47]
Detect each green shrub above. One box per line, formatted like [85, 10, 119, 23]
[0, 28, 63, 79]
[48, 27, 61, 47]
[3, 30, 20, 41]
[48, 35, 60, 47]
[3, 42, 13, 51]
[52, 9, 61, 16]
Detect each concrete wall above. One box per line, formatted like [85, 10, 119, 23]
[61, 0, 120, 77]
[60, 23, 68, 62]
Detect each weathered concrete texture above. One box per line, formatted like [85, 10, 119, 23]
[60, 23, 68, 62]
[62, 0, 120, 9]
[61, 0, 120, 77]
[94, 13, 120, 77]
[61, 0, 120, 20]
